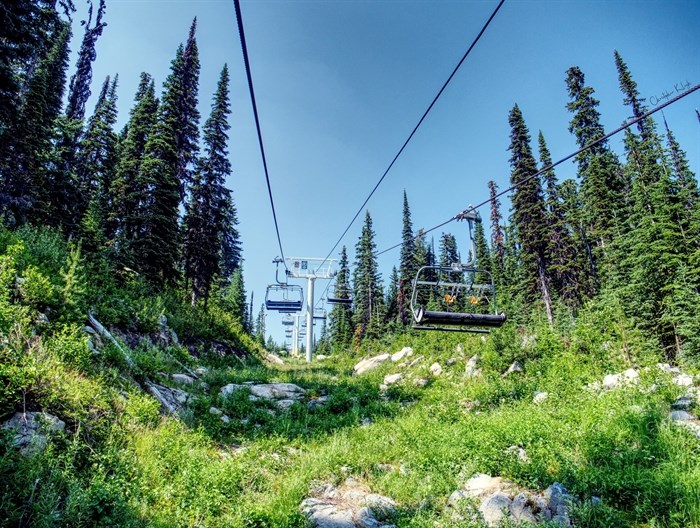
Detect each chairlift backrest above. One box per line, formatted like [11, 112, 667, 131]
[265, 283, 304, 312]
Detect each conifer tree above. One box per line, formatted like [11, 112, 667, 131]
[329, 246, 353, 350]
[222, 267, 247, 329]
[508, 104, 553, 324]
[487, 180, 505, 283]
[75, 75, 119, 251]
[0, 24, 71, 226]
[255, 303, 266, 345]
[109, 73, 158, 266]
[176, 19, 201, 199]
[65, 0, 106, 122]
[565, 66, 627, 283]
[538, 131, 582, 308]
[352, 211, 383, 344]
[397, 190, 416, 326]
[384, 266, 399, 327]
[183, 65, 239, 303]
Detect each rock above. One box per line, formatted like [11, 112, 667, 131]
[361, 417, 372, 427]
[430, 363, 443, 376]
[383, 373, 403, 386]
[194, 366, 208, 376]
[446, 357, 457, 366]
[464, 474, 511, 499]
[275, 399, 297, 410]
[249, 383, 306, 401]
[447, 489, 470, 508]
[308, 396, 330, 410]
[544, 482, 572, 526]
[2, 412, 66, 455]
[657, 363, 681, 374]
[591, 496, 603, 506]
[353, 354, 391, 376]
[265, 353, 284, 365]
[407, 356, 424, 368]
[316, 354, 329, 360]
[502, 361, 524, 377]
[673, 374, 694, 387]
[670, 410, 694, 421]
[465, 355, 481, 378]
[378, 384, 388, 392]
[209, 406, 223, 415]
[479, 492, 512, 527]
[413, 378, 429, 388]
[521, 334, 536, 348]
[505, 445, 530, 463]
[158, 314, 179, 345]
[533, 391, 549, 404]
[391, 347, 413, 362]
[511, 492, 538, 524]
[221, 415, 231, 424]
[602, 368, 639, 389]
[219, 383, 246, 398]
[171, 373, 195, 385]
[672, 396, 693, 410]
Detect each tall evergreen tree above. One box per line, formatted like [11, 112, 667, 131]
[384, 266, 399, 328]
[565, 66, 626, 283]
[109, 73, 158, 267]
[508, 104, 553, 324]
[0, 24, 71, 226]
[487, 180, 505, 284]
[65, 0, 106, 122]
[255, 303, 266, 345]
[183, 64, 239, 303]
[352, 211, 383, 344]
[397, 190, 416, 326]
[76, 75, 119, 252]
[222, 267, 247, 329]
[538, 131, 582, 308]
[329, 246, 353, 350]
[177, 19, 201, 199]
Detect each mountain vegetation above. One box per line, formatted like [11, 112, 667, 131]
[0, 2, 698, 527]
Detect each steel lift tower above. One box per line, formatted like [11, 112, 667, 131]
[285, 257, 336, 362]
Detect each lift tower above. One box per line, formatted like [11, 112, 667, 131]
[285, 258, 336, 362]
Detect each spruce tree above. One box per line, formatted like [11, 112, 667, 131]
[507, 104, 553, 324]
[65, 0, 106, 122]
[538, 131, 582, 308]
[352, 211, 384, 344]
[397, 190, 416, 326]
[75, 75, 119, 251]
[384, 266, 399, 328]
[177, 19, 201, 199]
[183, 65, 239, 303]
[565, 66, 627, 283]
[222, 267, 247, 329]
[329, 246, 353, 351]
[487, 180, 505, 284]
[255, 303, 266, 345]
[0, 24, 71, 226]
[109, 73, 158, 267]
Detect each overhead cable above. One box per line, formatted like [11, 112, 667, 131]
[233, 0, 288, 266]
[315, 0, 506, 272]
[376, 82, 700, 257]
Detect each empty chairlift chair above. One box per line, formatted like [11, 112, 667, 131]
[410, 210, 506, 333]
[265, 284, 304, 312]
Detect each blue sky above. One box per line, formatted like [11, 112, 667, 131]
[70, 0, 700, 345]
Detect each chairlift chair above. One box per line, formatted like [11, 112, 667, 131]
[410, 210, 506, 333]
[313, 308, 327, 321]
[265, 256, 304, 312]
[327, 286, 353, 305]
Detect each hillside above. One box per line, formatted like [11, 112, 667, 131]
[1, 226, 698, 527]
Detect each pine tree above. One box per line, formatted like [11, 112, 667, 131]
[65, 0, 106, 122]
[384, 266, 399, 327]
[177, 19, 201, 199]
[329, 246, 353, 351]
[397, 190, 416, 326]
[538, 131, 582, 308]
[255, 303, 266, 345]
[0, 24, 71, 226]
[183, 65, 239, 304]
[487, 180, 505, 284]
[75, 74, 119, 251]
[109, 73, 158, 267]
[222, 267, 247, 329]
[565, 66, 627, 285]
[352, 211, 383, 344]
[508, 104, 553, 324]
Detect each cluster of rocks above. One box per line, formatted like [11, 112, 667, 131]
[1, 412, 65, 456]
[587, 364, 700, 438]
[300, 478, 397, 528]
[447, 474, 573, 527]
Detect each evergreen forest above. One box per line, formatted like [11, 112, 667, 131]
[0, 2, 699, 527]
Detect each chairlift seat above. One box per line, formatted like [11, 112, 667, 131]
[327, 296, 353, 305]
[414, 306, 506, 328]
[266, 299, 303, 312]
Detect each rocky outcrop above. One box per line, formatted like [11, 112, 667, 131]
[2, 412, 66, 455]
[300, 478, 397, 528]
[219, 382, 307, 410]
[447, 473, 573, 527]
[353, 354, 391, 376]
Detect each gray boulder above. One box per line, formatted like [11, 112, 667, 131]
[2, 412, 65, 455]
[353, 354, 391, 375]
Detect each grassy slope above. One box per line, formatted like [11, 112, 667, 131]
[1, 227, 699, 527]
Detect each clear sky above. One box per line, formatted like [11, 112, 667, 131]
[69, 0, 700, 345]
